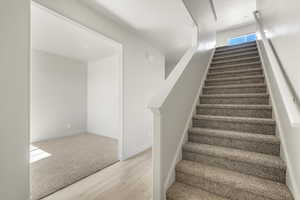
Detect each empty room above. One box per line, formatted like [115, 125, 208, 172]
[30, 3, 123, 199]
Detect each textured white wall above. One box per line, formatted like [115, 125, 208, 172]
[87, 55, 120, 140]
[31, 50, 87, 142]
[257, 0, 300, 198]
[0, 0, 30, 199]
[217, 23, 257, 46]
[33, 0, 165, 159]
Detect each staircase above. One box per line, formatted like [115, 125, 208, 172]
[166, 41, 294, 200]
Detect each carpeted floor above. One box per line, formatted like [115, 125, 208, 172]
[30, 133, 119, 200]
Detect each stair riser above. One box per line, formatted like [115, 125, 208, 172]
[215, 47, 258, 57]
[197, 107, 272, 118]
[176, 172, 276, 200]
[207, 70, 262, 79]
[167, 182, 233, 200]
[205, 77, 265, 86]
[182, 151, 285, 183]
[216, 44, 257, 53]
[211, 58, 260, 67]
[203, 86, 267, 94]
[209, 64, 261, 73]
[213, 53, 259, 61]
[189, 134, 280, 155]
[166, 197, 177, 200]
[192, 118, 276, 135]
[200, 96, 269, 105]
[166, 197, 178, 200]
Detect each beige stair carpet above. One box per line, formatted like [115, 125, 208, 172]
[166, 41, 294, 200]
[30, 133, 118, 200]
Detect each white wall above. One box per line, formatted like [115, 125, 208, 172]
[217, 23, 257, 46]
[33, 0, 165, 159]
[165, 59, 180, 79]
[123, 49, 164, 158]
[257, 0, 300, 104]
[257, 0, 300, 198]
[165, 61, 177, 79]
[31, 50, 87, 142]
[87, 55, 120, 140]
[0, 0, 30, 199]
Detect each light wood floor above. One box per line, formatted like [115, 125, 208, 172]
[42, 149, 152, 200]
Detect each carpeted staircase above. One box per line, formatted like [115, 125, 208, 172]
[166, 41, 294, 200]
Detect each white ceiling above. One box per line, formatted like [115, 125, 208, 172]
[31, 4, 120, 62]
[80, 0, 196, 65]
[213, 0, 256, 32]
[35, 0, 257, 63]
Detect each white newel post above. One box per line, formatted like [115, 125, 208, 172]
[150, 107, 163, 200]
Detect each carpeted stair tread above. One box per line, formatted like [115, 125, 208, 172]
[207, 68, 262, 76]
[182, 143, 285, 170]
[189, 128, 280, 155]
[204, 83, 266, 89]
[189, 128, 279, 144]
[176, 160, 293, 200]
[209, 61, 261, 70]
[167, 182, 229, 200]
[216, 42, 256, 52]
[216, 43, 257, 52]
[193, 114, 275, 135]
[205, 75, 264, 83]
[207, 70, 263, 80]
[203, 83, 267, 95]
[193, 115, 275, 125]
[214, 46, 258, 56]
[182, 142, 286, 182]
[197, 104, 272, 110]
[199, 93, 269, 105]
[212, 56, 260, 65]
[213, 51, 258, 60]
[205, 75, 265, 87]
[197, 104, 273, 117]
[200, 93, 269, 99]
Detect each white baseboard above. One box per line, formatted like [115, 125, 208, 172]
[163, 48, 216, 193]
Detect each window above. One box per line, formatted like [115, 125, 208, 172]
[228, 33, 257, 46]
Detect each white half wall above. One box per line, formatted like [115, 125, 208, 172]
[31, 50, 87, 142]
[0, 0, 30, 199]
[87, 55, 120, 140]
[33, 0, 165, 159]
[149, 0, 216, 198]
[217, 23, 257, 47]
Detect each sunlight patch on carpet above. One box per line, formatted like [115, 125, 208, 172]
[30, 145, 51, 163]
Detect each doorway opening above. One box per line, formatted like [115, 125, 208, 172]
[30, 3, 123, 199]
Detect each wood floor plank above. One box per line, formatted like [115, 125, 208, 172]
[42, 149, 152, 200]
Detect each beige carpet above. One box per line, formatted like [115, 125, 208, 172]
[30, 133, 119, 200]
